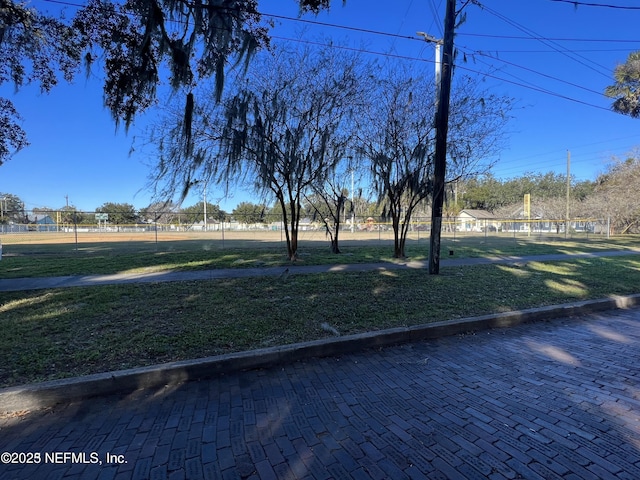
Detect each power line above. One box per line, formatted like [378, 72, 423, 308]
[390, 0, 415, 51]
[492, 134, 640, 174]
[549, 0, 640, 10]
[263, 11, 420, 43]
[271, 32, 613, 113]
[459, 32, 640, 42]
[472, 1, 613, 79]
[474, 48, 636, 53]
[460, 64, 611, 111]
[41, 0, 640, 45]
[465, 49, 606, 98]
[37, 0, 621, 114]
[428, 0, 444, 37]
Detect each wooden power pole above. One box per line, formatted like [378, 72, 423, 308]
[428, 0, 457, 274]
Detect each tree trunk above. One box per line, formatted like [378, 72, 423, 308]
[392, 218, 403, 258]
[330, 236, 341, 254]
[289, 231, 298, 260]
[288, 200, 300, 261]
[329, 195, 344, 254]
[277, 196, 297, 261]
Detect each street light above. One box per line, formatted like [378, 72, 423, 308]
[191, 177, 209, 232]
[417, 31, 443, 108]
[203, 180, 207, 232]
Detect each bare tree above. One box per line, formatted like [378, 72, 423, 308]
[534, 197, 571, 233]
[149, 43, 366, 260]
[304, 157, 363, 254]
[359, 67, 511, 258]
[358, 70, 435, 258]
[586, 153, 640, 234]
[220, 45, 365, 260]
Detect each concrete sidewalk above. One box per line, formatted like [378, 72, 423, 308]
[2, 249, 639, 292]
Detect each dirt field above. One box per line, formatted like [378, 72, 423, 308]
[0, 228, 412, 250]
[0, 227, 600, 256]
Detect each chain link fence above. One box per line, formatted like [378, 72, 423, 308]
[0, 211, 610, 245]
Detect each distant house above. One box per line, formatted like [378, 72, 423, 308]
[268, 218, 317, 232]
[299, 217, 315, 231]
[28, 214, 57, 232]
[457, 209, 498, 232]
[190, 220, 223, 231]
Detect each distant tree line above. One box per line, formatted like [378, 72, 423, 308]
[4, 149, 640, 236]
[5, 148, 639, 236]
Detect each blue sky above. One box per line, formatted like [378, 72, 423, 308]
[1, 0, 640, 213]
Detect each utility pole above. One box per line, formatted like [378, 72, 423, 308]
[566, 150, 571, 238]
[428, 0, 456, 275]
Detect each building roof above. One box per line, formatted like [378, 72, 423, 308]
[459, 209, 496, 219]
[27, 214, 56, 224]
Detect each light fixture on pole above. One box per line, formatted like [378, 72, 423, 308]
[417, 31, 443, 108]
[203, 180, 207, 232]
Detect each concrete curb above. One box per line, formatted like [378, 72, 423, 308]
[2, 293, 640, 414]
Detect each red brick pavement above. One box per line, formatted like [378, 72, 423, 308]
[2, 309, 640, 479]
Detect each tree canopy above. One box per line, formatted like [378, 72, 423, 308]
[0, 192, 24, 223]
[462, 172, 593, 213]
[232, 201, 265, 224]
[181, 201, 225, 223]
[95, 202, 139, 224]
[605, 50, 640, 118]
[0, 0, 82, 164]
[150, 42, 367, 259]
[0, 0, 339, 164]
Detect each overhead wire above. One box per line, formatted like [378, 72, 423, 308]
[471, 1, 614, 79]
[32, 0, 640, 180]
[389, 0, 415, 51]
[458, 32, 640, 42]
[264, 31, 615, 114]
[428, 0, 444, 37]
[477, 48, 637, 53]
[37, 0, 631, 126]
[461, 49, 607, 98]
[486, 135, 640, 176]
[548, 0, 640, 10]
[40, 0, 640, 45]
[39, 0, 627, 112]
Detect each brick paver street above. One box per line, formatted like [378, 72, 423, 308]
[2, 308, 640, 479]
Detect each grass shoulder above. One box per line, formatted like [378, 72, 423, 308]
[1, 254, 639, 387]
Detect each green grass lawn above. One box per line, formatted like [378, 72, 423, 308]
[1, 252, 640, 387]
[2, 234, 639, 278]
